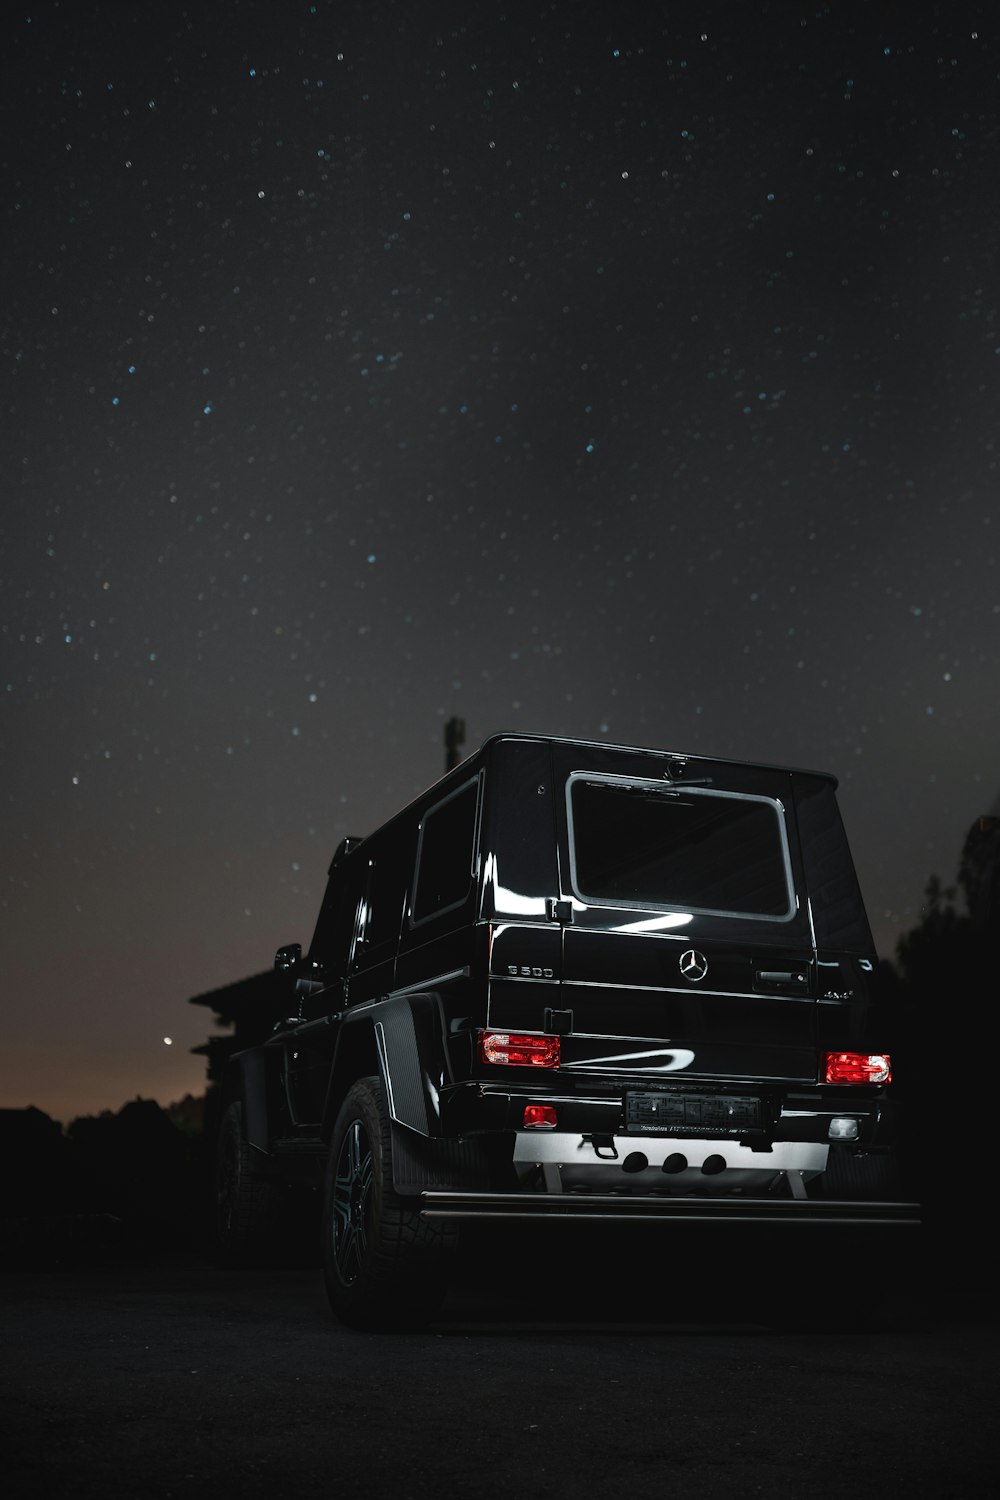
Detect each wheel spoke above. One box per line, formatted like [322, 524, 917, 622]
[332, 1184, 352, 1229]
[332, 1116, 374, 1283]
[339, 1220, 358, 1277]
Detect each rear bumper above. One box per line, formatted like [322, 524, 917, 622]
[443, 1079, 898, 1149]
[420, 1190, 921, 1227]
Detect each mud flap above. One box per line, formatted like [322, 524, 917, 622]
[390, 1120, 494, 1196]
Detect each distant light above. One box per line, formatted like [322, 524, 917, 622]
[163, 1036, 173, 1046]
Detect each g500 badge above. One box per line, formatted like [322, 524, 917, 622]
[507, 964, 555, 979]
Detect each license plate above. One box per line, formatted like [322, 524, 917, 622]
[625, 1091, 764, 1137]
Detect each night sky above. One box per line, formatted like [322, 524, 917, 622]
[4, 1, 998, 1124]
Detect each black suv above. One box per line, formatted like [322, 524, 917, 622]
[216, 733, 918, 1327]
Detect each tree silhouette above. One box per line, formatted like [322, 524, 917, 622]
[886, 803, 998, 1227]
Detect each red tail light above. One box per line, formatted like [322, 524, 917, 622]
[523, 1104, 558, 1129]
[480, 1031, 560, 1068]
[824, 1051, 891, 1084]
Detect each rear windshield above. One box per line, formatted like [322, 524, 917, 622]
[566, 775, 794, 921]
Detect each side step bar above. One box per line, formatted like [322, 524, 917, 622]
[420, 1191, 922, 1227]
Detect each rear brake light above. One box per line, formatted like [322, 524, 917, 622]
[824, 1051, 891, 1085]
[480, 1030, 560, 1068]
[523, 1104, 558, 1129]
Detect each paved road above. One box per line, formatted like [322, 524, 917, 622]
[2, 1225, 996, 1499]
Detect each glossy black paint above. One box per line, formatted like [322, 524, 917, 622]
[232, 733, 913, 1222]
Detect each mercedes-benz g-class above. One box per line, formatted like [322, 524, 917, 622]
[215, 733, 918, 1327]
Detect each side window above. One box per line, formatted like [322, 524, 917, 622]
[352, 823, 412, 966]
[412, 777, 481, 926]
[311, 857, 367, 976]
[355, 855, 405, 956]
[308, 838, 366, 973]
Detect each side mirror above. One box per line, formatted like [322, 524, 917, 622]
[274, 942, 302, 973]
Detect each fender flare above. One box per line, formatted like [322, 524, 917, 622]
[375, 992, 449, 1136]
[329, 994, 491, 1195]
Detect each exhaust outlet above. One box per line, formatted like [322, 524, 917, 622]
[622, 1151, 648, 1174]
[701, 1154, 727, 1176]
[662, 1153, 688, 1174]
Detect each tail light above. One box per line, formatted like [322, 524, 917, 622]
[824, 1051, 891, 1084]
[523, 1104, 558, 1129]
[479, 1030, 561, 1068]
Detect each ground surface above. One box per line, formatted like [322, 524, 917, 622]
[2, 1223, 996, 1498]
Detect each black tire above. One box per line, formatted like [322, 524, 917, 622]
[322, 1077, 453, 1330]
[215, 1101, 289, 1268]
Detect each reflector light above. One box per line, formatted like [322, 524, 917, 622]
[480, 1030, 561, 1068]
[523, 1103, 558, 1129]
[824, 1051, 891, 1085]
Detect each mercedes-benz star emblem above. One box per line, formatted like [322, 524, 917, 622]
[679, 949, 709, 982]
